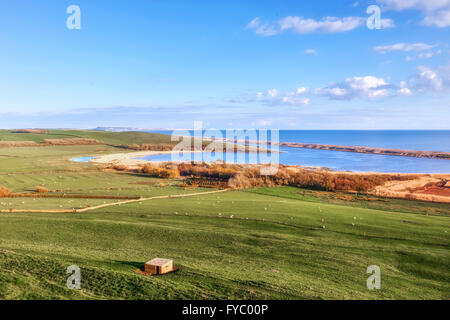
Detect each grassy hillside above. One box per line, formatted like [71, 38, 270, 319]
[0, 190, 448, 299]
[0, 137, 448, 300]
[248, 186, 450, 216]
[0, 129, 176, 146]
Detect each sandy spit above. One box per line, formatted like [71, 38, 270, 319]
[90, 151, 203, 168]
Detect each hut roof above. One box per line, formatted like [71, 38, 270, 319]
[146, 258, 172, 267]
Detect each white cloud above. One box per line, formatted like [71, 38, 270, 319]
[246, 14, 394, 37]
[257, 120, 272, 126]
[245, 18, 278, 36]
[374, 42, 435, 54]
[281, 95, 310, 106]
[420, 52, 435, 59]
[377, 0, 450, 27]
[316, 87, 349, 99]
[416, 66, 443, 91]
[279, 16, 365, 34]
[398, 81, 413, 96]
[377, 0, 450, 12]
[252, 87, 310, 106]
[296, 87, 308, 94]
[232, 65, 450, 106]
[406, 49, 442, 61]
[303, 49, 318, 55]
[316, 76, 391, 100]
[397, 88, 413, 96]
[423, 9, 450, 27]
[380, 18, 397, 28]
[410, 65, 450, 92]
[266, 89, 279, 97]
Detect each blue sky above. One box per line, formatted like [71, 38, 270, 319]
[0, 0, 449, 129]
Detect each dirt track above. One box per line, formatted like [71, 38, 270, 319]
[0, 189, 230, 214]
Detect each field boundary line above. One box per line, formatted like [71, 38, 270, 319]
[0, 189, 230, 214]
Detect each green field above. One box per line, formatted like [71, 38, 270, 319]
[0, 130, 449, 300]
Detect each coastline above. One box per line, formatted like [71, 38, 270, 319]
[85, 150, 450, 204]
[86, 150, 450, 174]
[279, 142, 450, 160]
[220, 138, 450, 160]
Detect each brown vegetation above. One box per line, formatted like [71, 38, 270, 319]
[107, 160, 449, 202]
[0, 187, 12, 197]
[174, 163, 413, 192]
[119, 142, 260, 153]
[36, 186, 50, 193]
[1, 192, 140, 200]
[112, 164, 129, 171]
[0, 138, 104, 148]
[43, 138, 103, 146]
[406, 179, 450, 197]
[180, 177, 229, 189]
[0, 141, 40, 148]
[11, 129, 49, 134]
[123, 144, 174, 151]
[177, 163, 238, 180]
[115, 160, 416, 193]
[226, 166, 414, 192]
[370, 175, 450, 203]
[141, 163, 180, 179]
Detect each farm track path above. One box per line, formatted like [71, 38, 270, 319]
[0, 189, 230, 214]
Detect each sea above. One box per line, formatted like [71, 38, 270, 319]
[138, 130, 450, 174]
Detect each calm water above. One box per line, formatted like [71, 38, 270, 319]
[151, 130, 450, 151]
[71, 156, 98, 162]
[144, 130, 450, 173]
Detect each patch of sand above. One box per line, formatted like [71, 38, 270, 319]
[371, 175, 450, 203]
[91, 151, 203, 169]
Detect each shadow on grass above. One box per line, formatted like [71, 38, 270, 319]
[112, 260, 144, 269]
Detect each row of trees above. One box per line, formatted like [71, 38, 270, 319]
[126, 144, 174, 151]
[228, 166, 413, 192]
[141, 164, 180, 179]
[131, 161, 413, 193]
[177, 163, 238, 180]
